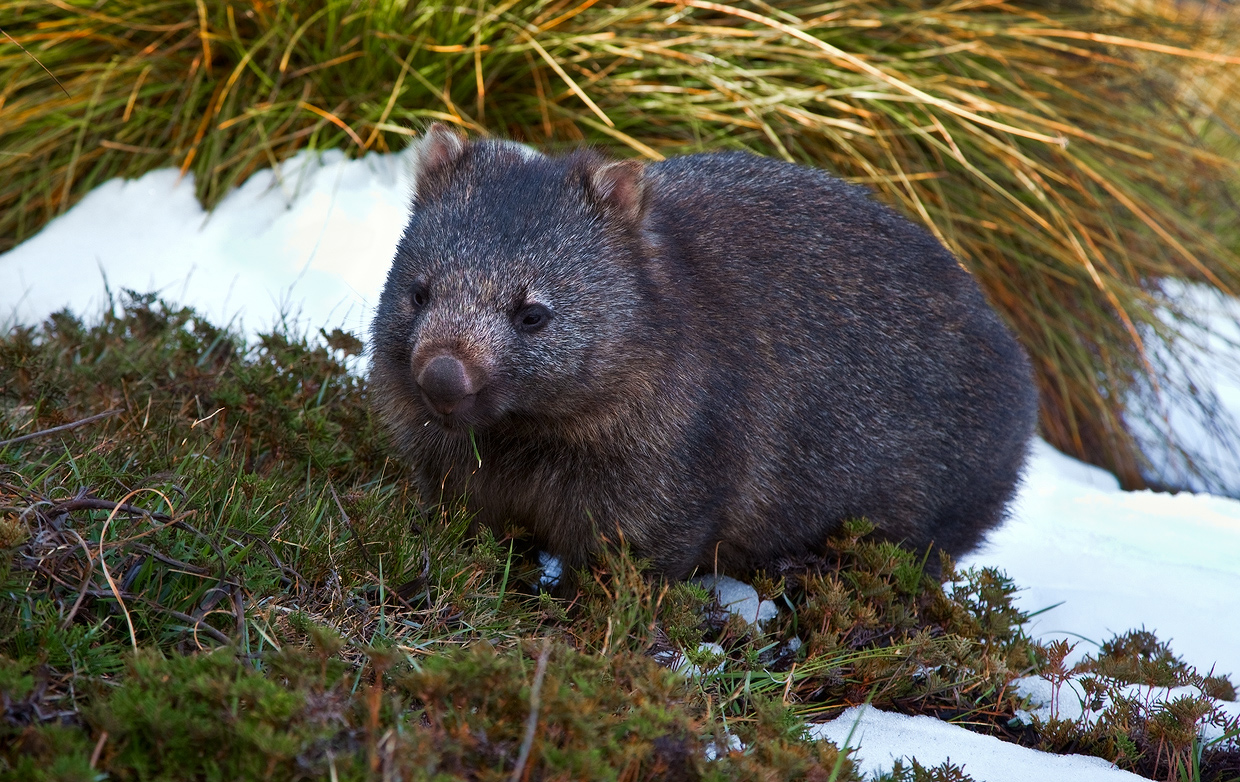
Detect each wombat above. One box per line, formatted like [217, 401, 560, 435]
[369, 123, 1038, 580]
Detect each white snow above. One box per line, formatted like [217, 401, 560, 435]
[538, 551, 564, 589]
[3, 154, 1239, 780]
[1, 147, 411, 339]
[959, 439, 1240, 680]
[703, 731, 744, 761]
[1131, 279, 1240, 495]
[695, 574, 780, 627]
[811, 706, 1148, 781]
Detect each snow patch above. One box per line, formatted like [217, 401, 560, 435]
[810, 705, 1147, 781]
[1, 147, 413, 340]
[538, 552, 563, 590]
[962, 440, 1240, 679]
[695, 574, 779, 627]
[1131, 279, 1240, 496]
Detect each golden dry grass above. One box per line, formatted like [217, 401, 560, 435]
[3, 0, 1240, 486]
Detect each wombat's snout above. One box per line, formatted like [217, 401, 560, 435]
[416, 354, 481, 416]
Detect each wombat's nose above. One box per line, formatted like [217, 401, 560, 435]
[417, 355, 478, 415]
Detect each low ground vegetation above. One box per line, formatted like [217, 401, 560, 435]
[1, 298, 1236, 780]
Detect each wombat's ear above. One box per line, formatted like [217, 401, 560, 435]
[585, 160, 646, 223]
[411, 123, 467, 203]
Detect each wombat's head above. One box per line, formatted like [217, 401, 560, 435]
[369, 124, 655, 443]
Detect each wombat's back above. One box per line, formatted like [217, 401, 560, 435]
[640, 152, 1037, 568]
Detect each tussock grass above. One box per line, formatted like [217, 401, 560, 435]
[2, 298, 1237, 779]
[3, 0, 1240, 487]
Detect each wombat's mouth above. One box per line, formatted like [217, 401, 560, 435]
[420, 393, 496, 433]
[420, 390, 477, 418]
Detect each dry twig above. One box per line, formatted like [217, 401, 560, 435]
[0, 409, 122, 448]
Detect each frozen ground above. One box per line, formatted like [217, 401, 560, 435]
[3, 151, 1238, 781]
[959, 439, 1240, 679]
[812, 706, 1149, 781]
[0, 147, 413, 340]
[1132, 279, 1240, 495]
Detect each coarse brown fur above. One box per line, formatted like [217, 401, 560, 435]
[369, 124, 1038, 580]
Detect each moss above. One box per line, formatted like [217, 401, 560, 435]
[1, 641, 861, 781]
[1, 296, 1234, 780]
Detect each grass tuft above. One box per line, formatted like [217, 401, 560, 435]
[0, 290, 1236, 775]
[3, 0, 1240, 486]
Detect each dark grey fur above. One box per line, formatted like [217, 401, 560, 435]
[369, 124, 1038, 579]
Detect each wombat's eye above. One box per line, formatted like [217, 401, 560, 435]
[514, 303, 552, 334]
[410, 282, 430, 310]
